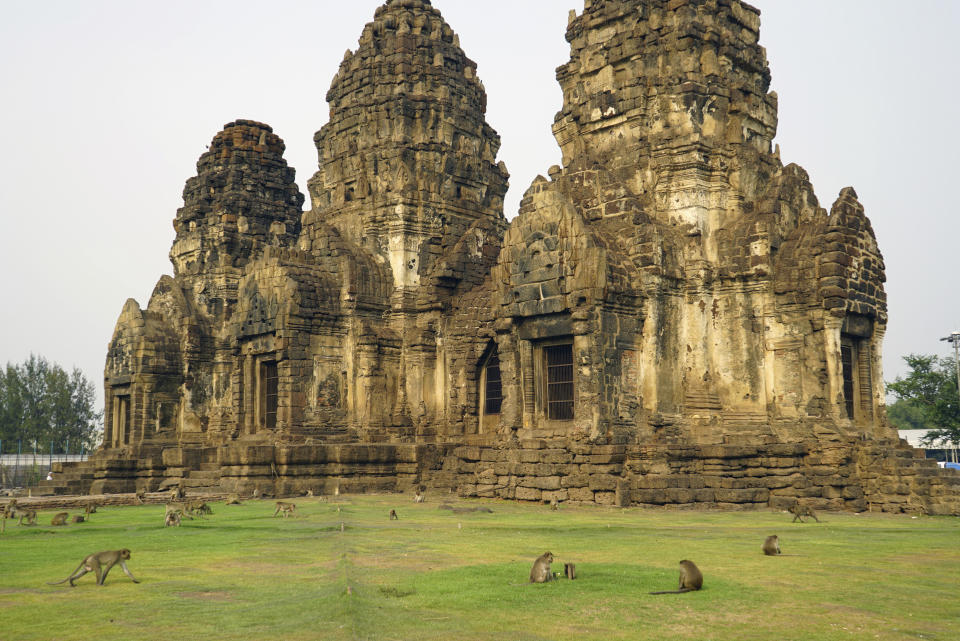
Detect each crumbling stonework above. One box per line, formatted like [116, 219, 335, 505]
[46, 0, 960, 515]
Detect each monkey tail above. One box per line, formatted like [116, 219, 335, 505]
[47, 563, 84, 585]
[648, 588, 694, 594]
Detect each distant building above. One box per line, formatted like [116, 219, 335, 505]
[898, 430, 959, 463]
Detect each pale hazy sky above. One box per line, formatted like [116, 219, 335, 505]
[2, 1, 959, 414]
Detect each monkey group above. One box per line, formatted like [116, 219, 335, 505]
[529, 514, 810, 593]
[33, 482, 815, 595]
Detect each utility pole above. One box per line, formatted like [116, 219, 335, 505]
[939, 331, 960, 462]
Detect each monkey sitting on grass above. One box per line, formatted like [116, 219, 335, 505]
[649, 560, 702, 594]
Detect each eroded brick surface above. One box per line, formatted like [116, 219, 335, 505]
[46, 0, 957, 515]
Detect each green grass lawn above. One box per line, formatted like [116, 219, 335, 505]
[1, 496, 957, 641]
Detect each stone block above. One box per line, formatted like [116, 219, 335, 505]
[562, 474, 590, 488]
[594, 491, 615, 505]
[567, 487, 595, 502]
[515, 486, 542, 501]
[588, 475, 618, 491]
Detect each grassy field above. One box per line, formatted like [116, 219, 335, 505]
[0, 495, 957, 641]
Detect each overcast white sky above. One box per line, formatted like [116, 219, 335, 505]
[1, 1, 959, 414]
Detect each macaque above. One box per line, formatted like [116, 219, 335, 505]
[414, 492, 425, 503]
[164, 510, 182, 527]
[48, 549, 140, 586]
[72, 515, 85, 524]
[51, 512, 69, 526]
[134, 490, 146, 504]
[18, 509, 37, 526]
[165, 503, 192, 520]
[170, 486, 184, 501]
[789, 503, 820, 523]
[225, 494, 242, 505]
[3, 499, 18, 519]
[650, 560, 703, 594]
[389, 509, 398, 520]
[185, 500, 212, 518]
[529, 552, 554, 583]
[274, 501, 296, 518]
[550, 497, 559, 511]
[762, 535, 781, 556]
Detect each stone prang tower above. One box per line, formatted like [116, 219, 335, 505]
[47, 0, 959, 516]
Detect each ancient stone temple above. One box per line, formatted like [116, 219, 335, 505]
[49, 0, 959, 514]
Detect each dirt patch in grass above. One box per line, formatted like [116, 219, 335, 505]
[177, 590, 235, 602]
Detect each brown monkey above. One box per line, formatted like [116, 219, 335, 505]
[51, 512, 69, 526]
[134, 490, 146, 504]
[72, 515, 85, 524]
[650, 560, 703, 594]
[789, 503, 820, 523]
[389, 509, 398, 520]
[185, 500, 212, 518]
[164, 510, 182, 527]
[762, 535, 781, 556]
[165, 503, 192, 520]
[550, 497, 559, 511]
[305, 489, 314, 498]
[414, 491, 425, 503]
[18, 509, 37, 526]
[2, 499, 18, 519]
[170, 486, 184, 501]
[274, 501, 296, 518]
[529, 552, 555, 583]
[47, 549, 140, 586]
[84, 501, 98, 516]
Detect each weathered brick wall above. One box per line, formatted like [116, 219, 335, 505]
[44, 0, 956, 516]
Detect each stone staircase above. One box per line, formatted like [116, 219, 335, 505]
[34, 460, 95, 495]
[855, 439, 960, 515]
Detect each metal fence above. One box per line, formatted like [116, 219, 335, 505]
[0, 453, 90, 489]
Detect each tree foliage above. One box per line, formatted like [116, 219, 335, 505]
[887, 354, 960, 447]
[0, 355, 101, 453]
[886, 398, 931, 431]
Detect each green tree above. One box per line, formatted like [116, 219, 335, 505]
[886, 398, 930, 431]
[0, 355, 102, 453]
[887, 354, 960, 447]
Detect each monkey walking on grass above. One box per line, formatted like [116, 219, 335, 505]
[48, 550, 140, 587]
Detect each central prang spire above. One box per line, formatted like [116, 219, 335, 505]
[305, 0, 508, 298]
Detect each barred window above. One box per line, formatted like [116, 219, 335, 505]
[840, 343, 855, 420]
[260, 361, 278, 429]
[484, 352, 502, 415]
[545, 343, 574, 421]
